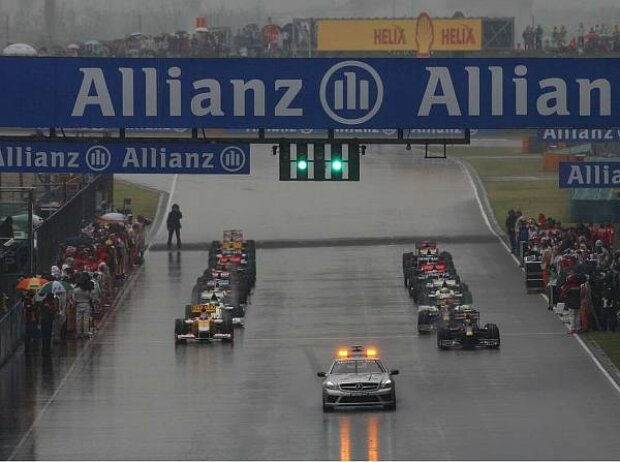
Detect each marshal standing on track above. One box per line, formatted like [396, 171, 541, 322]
[166, 203, 183, 250]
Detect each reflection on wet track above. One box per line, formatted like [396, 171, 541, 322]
[3, 245, 620, 460]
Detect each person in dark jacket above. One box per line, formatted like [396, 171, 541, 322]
[166, 204, 183, 250]
[506, 210, 517, 255]
[40, 294, 57, 355]
[561, 274, 582, 333]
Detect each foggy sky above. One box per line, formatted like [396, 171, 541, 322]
[0, 0, 619, 45]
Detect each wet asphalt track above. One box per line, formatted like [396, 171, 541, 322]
[3, 145, 620, 460]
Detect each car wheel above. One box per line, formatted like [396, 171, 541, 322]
[417, 311, 429, 334]
[437, 326, 449, 350]
[174, 319, 186, 344]
[385, 388, 397, 411]
[185, 305, 194, 319]
[486, 323, 500, 349]
[322, 398, 334, 413]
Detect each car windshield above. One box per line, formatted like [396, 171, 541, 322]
[330, 360, 384, 374]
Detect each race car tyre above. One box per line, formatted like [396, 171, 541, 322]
[417, 311, 430, 334]
[185, 305, 194, 319]
[439, 251, 452, 263]
[485, 323, 501, 349]
[463, 290, 473, 304]
[174, 319, 186, 344]
[437, 326, 449, 350]
[385, 388, 397, 411]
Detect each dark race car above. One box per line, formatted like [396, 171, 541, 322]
[436, 308, 500, 350]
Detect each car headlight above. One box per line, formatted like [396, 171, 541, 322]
[380, 379, 392, 389]
[324, 381, 338, 390]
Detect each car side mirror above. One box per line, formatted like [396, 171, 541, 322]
[317, 372, 326, 378]
[390, 369, 400, 375]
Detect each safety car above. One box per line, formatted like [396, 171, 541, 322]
[317, 346, 399, 412]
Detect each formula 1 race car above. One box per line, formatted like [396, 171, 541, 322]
[408, 263, 459, 302]
[436, 308, 500, 350]
[417, 298, 477, 333]
[403, 242, 455, 289]
[194, 275, 247, 325]
[422, 279, 472, 306]
[174, 303, 234, 344]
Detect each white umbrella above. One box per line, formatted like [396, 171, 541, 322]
[98, 212, 128, 223]
[12, 213, 44, 227]
[67, 43, 80, 50]
[2, 43, 37, 56]
[129, 32, 147, 38]
[35, 280, 66, 301]
[195, 27, 209, 33]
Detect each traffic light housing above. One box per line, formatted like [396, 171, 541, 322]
[278, 143, 291, 181]
[278, 143, 360, 181]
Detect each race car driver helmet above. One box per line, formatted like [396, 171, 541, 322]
[440, 287, 451, 294]
[200, 307, 209, 320]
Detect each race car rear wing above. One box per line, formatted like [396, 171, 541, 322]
[451, 310, 480, 321]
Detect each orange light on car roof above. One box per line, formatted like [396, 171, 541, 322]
[337, 349, 349, 358]
[366, 348, 377, 358]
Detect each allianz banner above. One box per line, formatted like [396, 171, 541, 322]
[538, 128, 620, 143]
[2, 57, 620, 129]
[0, 141, 250, 174]
[559, 162, 620, 188]
[317, 18, 482, 52]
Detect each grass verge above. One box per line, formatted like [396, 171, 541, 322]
[113, 179, 160, 220]
[484, 180, 570, 228]
[587, 332, 620, 369]
[466, 157, 545, 179]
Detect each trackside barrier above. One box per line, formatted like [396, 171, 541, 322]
[519, 241, 528, 267]
[36, 174, 113, 273]
[0, 301, 23, 367]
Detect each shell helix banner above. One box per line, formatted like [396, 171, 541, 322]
[316, 16, 482, 52]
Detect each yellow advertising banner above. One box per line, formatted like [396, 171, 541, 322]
[317, 17, 482, 52]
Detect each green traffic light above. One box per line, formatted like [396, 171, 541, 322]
[332, 159, 343, 171]
[297, 159, 308, 170]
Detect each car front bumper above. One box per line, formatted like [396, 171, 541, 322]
[323, 388, 394, 407]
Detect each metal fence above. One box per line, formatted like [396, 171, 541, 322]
[0, 301, 23, 368]
[36, 174, 113, 273]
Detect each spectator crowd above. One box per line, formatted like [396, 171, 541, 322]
[522, 22, 620, 53]
[16, 212, 149, 354]
[26, 18, 311, 59]
[506, 210, 618, 334]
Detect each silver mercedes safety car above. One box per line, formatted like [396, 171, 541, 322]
[317, 346, 399, 412]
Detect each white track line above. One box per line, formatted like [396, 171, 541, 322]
[455, 155, 620, 397]
[7, 177, 176, 460]
[245, 332, 561, 343]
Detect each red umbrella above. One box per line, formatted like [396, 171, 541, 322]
[16, 277, 48, 291]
